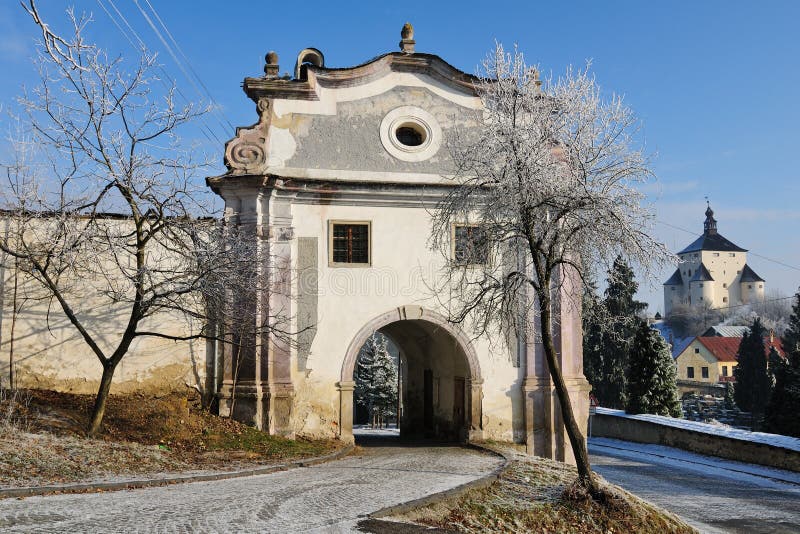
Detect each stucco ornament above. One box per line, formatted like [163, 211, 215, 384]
[223, 98, 270, 174]
[379, 106, 441, 162]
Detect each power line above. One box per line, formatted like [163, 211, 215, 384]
[141, 0, 235, 133]
[656, 219, 800, 273]
[96, 0, 224, 146]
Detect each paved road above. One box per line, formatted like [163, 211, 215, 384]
[0, 430, 501, 533]
[589, 437, 800, 534]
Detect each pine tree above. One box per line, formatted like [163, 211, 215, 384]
[733, 318, 772, 428]
[589, 256, 647, 408]
[626, 321, 682, 417]
[354, 333, 398, 428]
[765, 290, 800, 437]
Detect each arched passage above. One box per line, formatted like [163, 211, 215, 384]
[338, 306, 483, 442]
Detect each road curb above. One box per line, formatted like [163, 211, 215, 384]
[0, 444, 355, 500]
[368, 442, 510, 519]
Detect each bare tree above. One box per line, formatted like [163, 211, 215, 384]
[430, 44, 673, 497]
[0, 2, 288, 436]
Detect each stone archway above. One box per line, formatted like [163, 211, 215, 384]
[337, 305, 483, 443]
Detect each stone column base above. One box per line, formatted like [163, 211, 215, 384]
[523, 375, 591, 465]
[217, 381, 295, 438]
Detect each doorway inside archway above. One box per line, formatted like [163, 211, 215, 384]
[351, 318, 475, 443]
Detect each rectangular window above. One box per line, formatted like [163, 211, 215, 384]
[453, 224, 488, 265]
[723, 283, 727, 288]
[729, 253, 735, 257]
[694, 347, 700, 354]
[722, 365, 728, 377]
[713, 252, 720, 257]
[759, 284, 763, 289]
[748, 284, 753, 289]
[687, 367, 695, 379]
[702, 366, 709, 379]
[723, 297, 728, 303]
[329, 221, 370, 265]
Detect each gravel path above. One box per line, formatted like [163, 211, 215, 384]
[0, 430, 501, 533]
[589, 437, 800, 534]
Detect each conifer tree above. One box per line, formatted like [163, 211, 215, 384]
[765, 290, 800, 437]
[723, 382, 736, 411]
[626, 321, 682, 417]
[733, 318, 771, 428]
[354, 333, 398, 428]
[589, 257, 647, 408]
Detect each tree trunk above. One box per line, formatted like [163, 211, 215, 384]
[88, 363, 117, 437]
[539, 292, 600, 497]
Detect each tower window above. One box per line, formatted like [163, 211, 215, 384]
[723, 297, 728, 303]
[723, 283, 727, 288]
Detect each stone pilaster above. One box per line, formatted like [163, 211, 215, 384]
[522, 263, 591, 465]
[215, 180, 296, 437]
[467, 378, 484, 441]
[337, 381, 355, 444]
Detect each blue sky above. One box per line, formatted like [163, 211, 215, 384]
[1, 0, 799, 311]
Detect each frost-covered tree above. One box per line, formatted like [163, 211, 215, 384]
[765, 290, 800, 437]
[626, 321, 681, 417]
[0, 3, 288, 435]
[733, 318, 771, 428]
[354, 333, 398, 429]
[429, 44, 672, 497]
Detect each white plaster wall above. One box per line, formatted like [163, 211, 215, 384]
[287, 201, 521, 441]
[0, 264, 207, 394]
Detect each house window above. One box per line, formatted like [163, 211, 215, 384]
[694, 348, 700, 354]
[702, 366, 709, 379]
[722, 365, 728, 377]
[453, 225, 488, 265]
[329, 221, 370, 265]
[687, 367, 695, 379]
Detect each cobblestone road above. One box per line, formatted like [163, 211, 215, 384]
[0, 430, 501, 533]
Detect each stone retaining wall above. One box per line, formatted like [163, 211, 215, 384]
[591, 411, 800, 472]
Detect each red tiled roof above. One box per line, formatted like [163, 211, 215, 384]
[695, 336, 784, 363]
[696, 337, 741, 362]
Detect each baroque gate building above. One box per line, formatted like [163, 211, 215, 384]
[207, 25, 590, 463]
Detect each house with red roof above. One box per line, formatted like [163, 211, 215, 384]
[675, 333, 783, 394]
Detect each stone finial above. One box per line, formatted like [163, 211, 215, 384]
[264, 51, 279, 77]
[399, 22, 415, 54]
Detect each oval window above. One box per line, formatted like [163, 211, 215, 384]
[395, 124, 426, 147]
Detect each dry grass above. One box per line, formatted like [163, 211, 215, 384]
[0, 388, 341, 489]
[397, 444, 697, 534]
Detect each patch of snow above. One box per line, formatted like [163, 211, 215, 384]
[595, 407, 800, 452]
